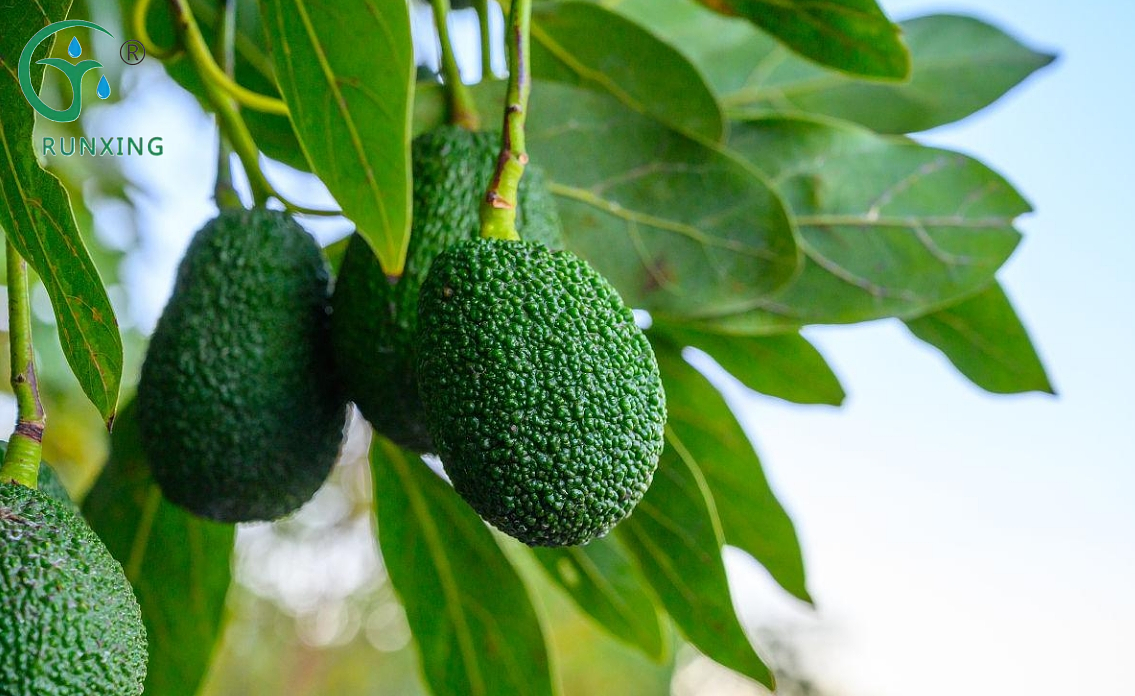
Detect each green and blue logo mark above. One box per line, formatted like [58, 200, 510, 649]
[19, 20, 114, 123]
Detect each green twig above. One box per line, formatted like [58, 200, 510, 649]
[475, 0, 494, 78]
[479, 0, 531, 242]
[431, 0, 480, 130]
[166, 0, 289, 115]
[1, 243, 45, 488]
[213, 0, 241, 210]
[134, 0, 184, 59]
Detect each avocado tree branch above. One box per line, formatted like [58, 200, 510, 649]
[1, 242, 45, 489]
[475, 0, 494, 78]
[431, 0, 481, 130]
[134, 0, 184, 59]
[166, 0, 289, 116]
[480, 0, 531, 242]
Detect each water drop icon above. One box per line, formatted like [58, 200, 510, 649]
[68, 36, 81, 58]
[96, 75, 111, 100]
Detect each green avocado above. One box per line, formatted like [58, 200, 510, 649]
[0, 481, 147, 695]
[416, 239, 667, 547]
[136, 208, 347, 522]
[331, 125, 563, 452]
[0, 441, 74, 510]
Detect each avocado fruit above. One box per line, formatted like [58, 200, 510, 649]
[136, 208, 347, 523]
[331, 125, 563, 452]
[0, 480, 147, 695]
[416, 239, 666, 547]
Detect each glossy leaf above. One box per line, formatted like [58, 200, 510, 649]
[531, 1, 724, 142]
[0, 1, 122, 424]
[617, 431, 774, 688]
[905, 282, 1054, 394]
[532, 537, 667, 660]
[371, 438, 554, 696]
[83, 402, 235, 696]
[613, 2, 1053, 134]
[709, 115, 1028, 333]
[652, 341, 812, 603]
[727, 14, 1056, 133]
[416, 81, 799, 317]
[262, 0, 413, 274]
[692, 0, 909, 79]
[653, 320, 845, 405]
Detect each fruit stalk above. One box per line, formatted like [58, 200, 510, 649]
[0, 242, 45, 488]
[213, 0, 242, 210]
[431, 0, 481, 130]
[475, 0, 494, 77]
[479, 0, 532, 242]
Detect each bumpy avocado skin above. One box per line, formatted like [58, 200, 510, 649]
[331, 126, 564, 453]
[136, 209, 347, 522]
[416, 239, 667, 547]
[0, 482, 147, 695]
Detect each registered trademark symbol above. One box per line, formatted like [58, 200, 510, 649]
[120, 40, 145, 65]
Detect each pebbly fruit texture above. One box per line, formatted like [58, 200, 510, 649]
[331, 125, 564, 452]
[0, 482, 147, 695]
[136, 208, 347, 523]
[416, 239, 667, 547]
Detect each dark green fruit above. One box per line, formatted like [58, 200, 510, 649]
[136, 208, 347, 522]
[0, 481, 147, 695]
[331, 125, 563, 452]
[416, 239, 666, 547]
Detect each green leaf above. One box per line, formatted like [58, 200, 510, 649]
[261, 0, 413, 274]
[905, 282, 1054, 394]
[692, 0, 909, 79]
[531, 1, 724, 142]
[652, 341, 812, 603]
[416, 80, 799, 317]
[0, 1, 123, 424]
[728, 14, 1056, 133]
[532, 537, 667, 661]
[82, 402, 235, 696]
[652, 320, 844, 405]
[709, 115, 1028, 333]
[371, 438, 555, 696]
[612, 2, 1054, 134]
[617, 431, 774, 688]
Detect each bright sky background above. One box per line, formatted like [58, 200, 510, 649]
[723, 1, 1135, 694]
[15, 1, 1131, 694]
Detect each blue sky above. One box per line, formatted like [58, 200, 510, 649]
[721, 1, 1135, 694]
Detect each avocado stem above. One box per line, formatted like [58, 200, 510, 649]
[475, 0, 494, 78]
[212, 0, 242, 211]
[1, 242, 45, 489]
[480, 0, 532, 243]
[431, 0, 481, 130]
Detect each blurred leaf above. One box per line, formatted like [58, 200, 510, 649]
[532, 537, 667, 661]
[707, 115, 1027, 333]
[652, 341, 811, 602]
[371, 438, 555, 696]
[617, 431, 774, 688]
[613, 2, 1053, 134]
[905, 281, 1054, 394]
[83, 402, 235, 696]
[0, 1, 122, 424]
[728, 14, 1056, 133]
[652, 320, 844, 405]
[416, 81, 799, 317]
[692, 0, 909, 79]
[262, 0, 413, 274]
[531, 1, 724, 142]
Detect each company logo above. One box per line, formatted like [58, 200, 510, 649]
[19, 20, 114, 123]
